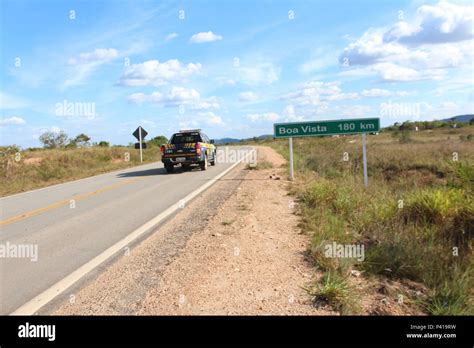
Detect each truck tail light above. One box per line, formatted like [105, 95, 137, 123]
[161, 145, 165, 155]
[196, 143, 201, 155]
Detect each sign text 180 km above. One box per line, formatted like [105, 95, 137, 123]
[274, 118, 380, 138]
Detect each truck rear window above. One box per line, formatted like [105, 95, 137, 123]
[171, 133, 202, 144]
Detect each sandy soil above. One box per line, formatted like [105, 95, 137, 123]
[137, 147, 331, 315]
[54, 146, 330, 315]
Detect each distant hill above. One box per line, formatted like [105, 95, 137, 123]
[440, 114, 474, 123]
[214, 134, 273, 144]
[241, 134, 273, 141]
[214, 138, 241, 144]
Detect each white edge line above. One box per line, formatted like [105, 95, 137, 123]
[10, 150, 254, 315]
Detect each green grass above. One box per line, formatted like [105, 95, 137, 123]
[266, 126, 474, 315]
[425, 267, 473, 315]
[308, 271, 360, 314]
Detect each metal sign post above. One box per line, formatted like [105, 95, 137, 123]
[362, 133, 368, 188]
[139, 127, 143, 163]
[289, 137, 294, 181]
[273, 118, 379, 187]
[132, 126, 148, 163]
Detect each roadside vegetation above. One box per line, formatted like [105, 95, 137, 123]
[267, 122, 473, 315]
[246, 159, 274, 170]
[0, 131, 166, 196]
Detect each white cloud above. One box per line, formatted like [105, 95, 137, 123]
[338, 105, 373, 117]
[68, 48, 118, 65]
[339, 1, 474, 82]
[179, 119, 199, 129]
[238, 91, 258, 102]
[373, 63, 420, 82]
[190, 31, 223, 43]
[283, 105, 305, 122]
[0, 116, 26, 125]
[374, 62, 446, 82]
[385, 2, 474, 45]
[246, 112, 279, 122]
[192, 96, 220, 110]
[281, 81, 358, 106]
[361, 88, 392, 97]
[127, 87, 219, 110]
[165, 33, 179, 41]
[119, 59, 202, 87]
[167, 86, 200, 103]
[127, 91, 163, 104]
[340, 30, 408, 66]
[198, 111, 224, 125]
[361, 88, 413, 97]
[238, 63, 280, 85]
[64, 48, 119, 88]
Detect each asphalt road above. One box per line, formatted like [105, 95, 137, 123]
[0, 147, 249, 314]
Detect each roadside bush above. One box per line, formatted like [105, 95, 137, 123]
[447, 161, 474, 191]
[425, 266, 473, 315]
[400, 188, 468, 225]
[37, 161, 67, 181]
[399, 131, 412, 143]
[308, 271, 360, 314]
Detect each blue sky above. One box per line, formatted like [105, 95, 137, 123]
[1, 0, 473, 147]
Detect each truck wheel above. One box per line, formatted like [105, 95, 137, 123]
[210, 151, 216, 166]
[199, 155, 208, 171]
[165, 164, 174, 173]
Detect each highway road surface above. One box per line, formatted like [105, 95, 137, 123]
[0, 147, 252, 314]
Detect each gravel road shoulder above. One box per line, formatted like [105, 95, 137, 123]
[53, 146, 331, 315]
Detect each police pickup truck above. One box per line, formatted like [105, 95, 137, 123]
[161, 129, 217, 173]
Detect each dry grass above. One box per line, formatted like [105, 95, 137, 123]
[0, 146, 161, 196]
[267, 126, 474, 315]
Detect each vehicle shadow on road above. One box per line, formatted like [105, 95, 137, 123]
[116, 166, 199, 177]
[116, 168, 170, 177]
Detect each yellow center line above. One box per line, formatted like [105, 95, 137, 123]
[0, 177, 142, 227]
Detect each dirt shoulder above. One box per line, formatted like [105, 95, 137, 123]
[53, 146, 331, 315]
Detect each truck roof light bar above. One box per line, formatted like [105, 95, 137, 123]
[178, 129, 201, 133]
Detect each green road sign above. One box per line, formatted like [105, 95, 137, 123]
[274, 118, 380, 138]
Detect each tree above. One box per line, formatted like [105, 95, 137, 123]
[399, 121, 415, 131]
[147, 135, 168, 147]
[65, 140, 77, 149]
[97, 141, 110, 147]
[73, 133, 91, 148]
[39, 131, 69, 149]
